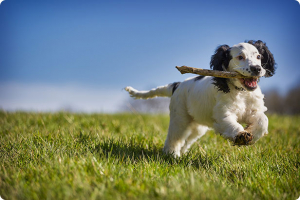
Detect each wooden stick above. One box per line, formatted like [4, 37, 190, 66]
[176, 65, 247, 78]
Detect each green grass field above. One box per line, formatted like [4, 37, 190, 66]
[0, 112, 299, 200]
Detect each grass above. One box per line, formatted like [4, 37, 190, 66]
[0, 112, 299, 200]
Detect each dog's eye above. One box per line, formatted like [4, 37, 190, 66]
[257, 55, 261, 59]
[238, 56, 244, 60]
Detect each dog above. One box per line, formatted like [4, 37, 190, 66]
[125, 40, 276, 157]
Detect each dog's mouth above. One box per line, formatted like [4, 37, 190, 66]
[239, 77, 258, 91]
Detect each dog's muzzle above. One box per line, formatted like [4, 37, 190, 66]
[250, 65, 261, 76]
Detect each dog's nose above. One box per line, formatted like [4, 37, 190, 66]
[250, 65, 261, 75]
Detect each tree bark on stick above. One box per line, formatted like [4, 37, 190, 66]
[176, 66, 247, 78]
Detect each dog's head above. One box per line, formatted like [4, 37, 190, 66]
[210, 40, 276, 92]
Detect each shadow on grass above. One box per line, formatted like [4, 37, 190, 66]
[90, 137, 216, 169]
[92, 138, 170, 161]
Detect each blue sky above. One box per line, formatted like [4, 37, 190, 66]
[0, 0, 300, 112]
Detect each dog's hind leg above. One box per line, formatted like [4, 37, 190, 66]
[180, 124, 208, 155]
[163, 119, 190, 157]
[163, 107, 193, 157]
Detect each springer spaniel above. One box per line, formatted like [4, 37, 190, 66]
[125, 40, 276, 157]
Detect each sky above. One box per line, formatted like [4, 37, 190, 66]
[0, 0, 300, 112]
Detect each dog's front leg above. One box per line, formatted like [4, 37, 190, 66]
[213, 110, 253, 145]
[244, 112, 268, 144]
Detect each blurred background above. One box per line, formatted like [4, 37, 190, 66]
[0, 0, 299, 114]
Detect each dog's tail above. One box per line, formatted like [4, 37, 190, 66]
[125, 82, 180, 99]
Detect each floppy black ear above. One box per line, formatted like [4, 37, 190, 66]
[210, 45, 231, 93]
[247, 40, 276, 77]
[210, 45, 231, 71]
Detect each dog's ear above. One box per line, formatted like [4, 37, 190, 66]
[210, 45, 231, 93]
[210, 45, 231, 71]
[247, 40, 276, 77]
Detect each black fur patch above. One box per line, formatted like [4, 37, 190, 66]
[212, 77, 230, 93]
[210, 45, 232, 93]
[171, 82, 181, 94]
[194, 75, 205, 81]
[210, 45, 232, 71]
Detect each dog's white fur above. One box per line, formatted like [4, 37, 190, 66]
[125, 42, 273, 157]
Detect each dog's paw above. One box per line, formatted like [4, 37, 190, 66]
[234, 131, 253, 146]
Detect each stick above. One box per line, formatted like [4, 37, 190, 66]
[175, 66, 247, 78]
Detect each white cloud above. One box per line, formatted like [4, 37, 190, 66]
[0, 82, 128, 113]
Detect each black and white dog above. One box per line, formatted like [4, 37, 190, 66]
[125, 40, 276, 157]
